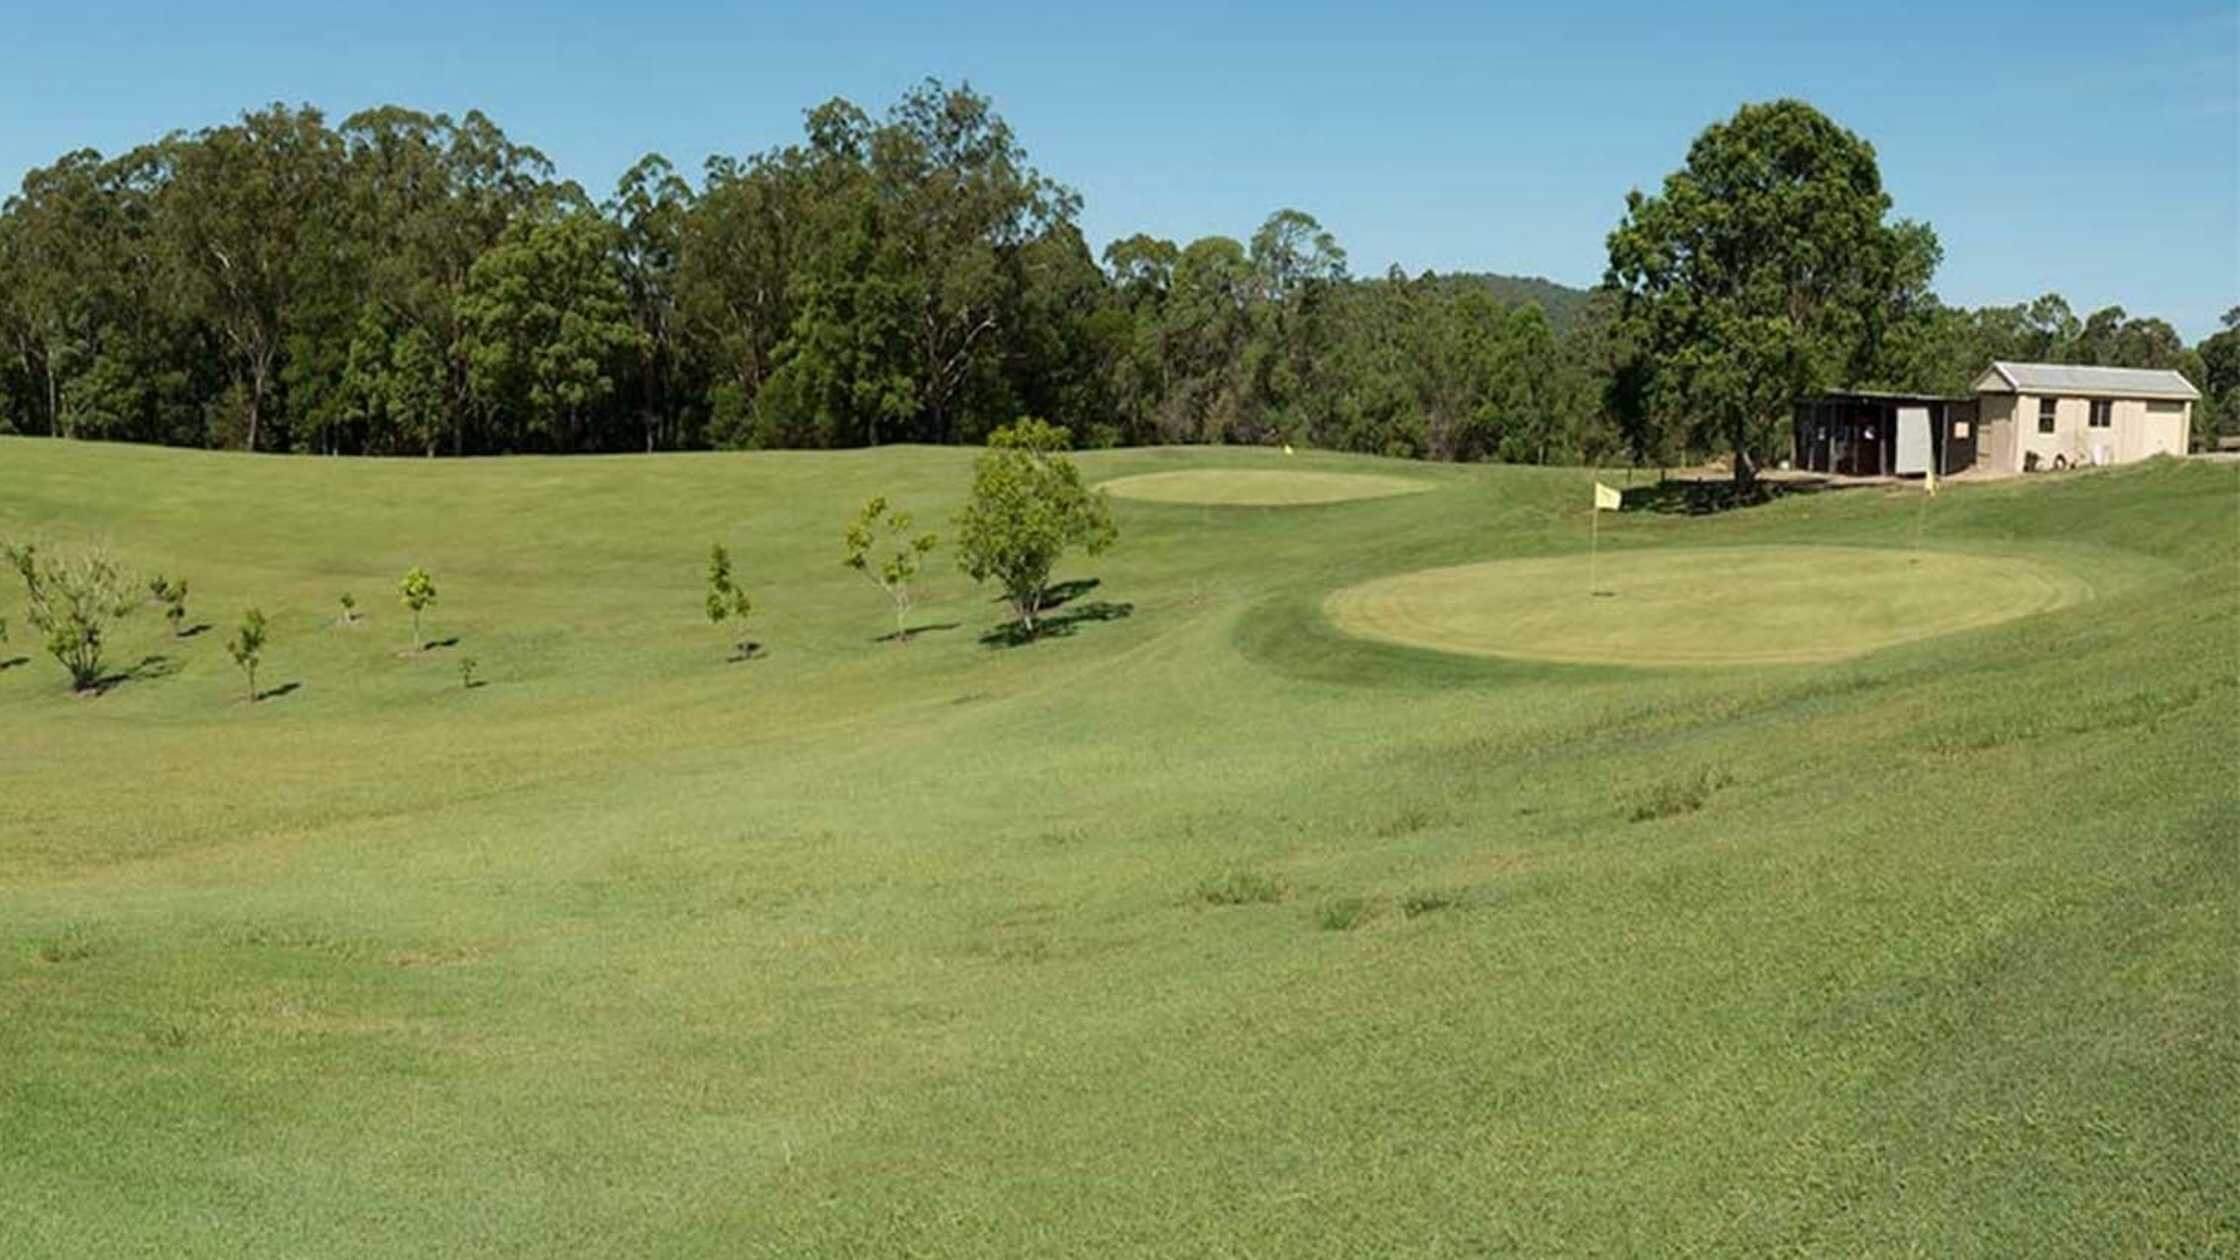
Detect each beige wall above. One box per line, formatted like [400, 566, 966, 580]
[1979, 393, 2017, 472]
[2143, 400, 2191, 456]
[2004, 392, 2187, 470]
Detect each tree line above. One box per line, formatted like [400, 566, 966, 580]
[2, 83, 2231, 465]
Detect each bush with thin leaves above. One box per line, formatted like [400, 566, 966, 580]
[148, 575, 190, 637]
[227, 607, 268, 703]
[398, 567, 437, 650]
[705, 543, 754, 659]
[843, 496, 939, 642]
[337, 592, 358, 626]
[955, 418, 1117, 637]
[3, 539, 140, 692]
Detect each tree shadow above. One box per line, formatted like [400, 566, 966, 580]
[0, 655, 27, 672]
[871, 622, 961, 644]
[86, 654, 181, 695]
[256, 681, 302, 702]
[425, 636, 461, 650]
[726, 641, 767, 663]
[991, 578, 1100, 611]
[979, 599, 1134, 648]
[462, 679, 488, 691]
[177, 623, 212, 639]
[1627, 479, 1830, 516]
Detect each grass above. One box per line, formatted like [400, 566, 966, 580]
[0, 438, 2234, 1256]
[1196, 869, 1289, 905]
[1097, 467, 1433, 505]
[1325, 544, 2095, 666]
[1627, 766, 1738, 822]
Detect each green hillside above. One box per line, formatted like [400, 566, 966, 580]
[2, 437, 2233, 1256]
[1445, 271, 1597, 332]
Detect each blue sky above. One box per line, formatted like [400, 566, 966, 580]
[5, 1, 2234, 336]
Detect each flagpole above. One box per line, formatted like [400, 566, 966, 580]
[1590, 494, 1600, 597]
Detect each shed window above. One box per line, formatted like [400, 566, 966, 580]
[2089, 399, 2113, 428]
[2038, 398, 2058, 434]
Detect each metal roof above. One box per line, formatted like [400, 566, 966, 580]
[1979, 361, 2201, 400]
[1799, 389, 1971, 403]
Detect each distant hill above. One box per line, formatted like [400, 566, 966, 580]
[1447, 273, 1597, 333]
[1362, 270, 1598, 334]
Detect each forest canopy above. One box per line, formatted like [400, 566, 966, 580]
[1, 83, 2230, 463]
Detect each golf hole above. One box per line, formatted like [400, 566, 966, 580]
[1324, 545, 2091, 667]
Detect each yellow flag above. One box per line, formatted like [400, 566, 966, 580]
[1593, 482, 1622, 511]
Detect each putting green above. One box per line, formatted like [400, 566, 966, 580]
[1325, 545, 2092, 667]
[1100, 469, 1433, 506]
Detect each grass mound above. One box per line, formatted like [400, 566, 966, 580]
[1099, 468, 1431, 506]
[1325, 544, 2091, 667]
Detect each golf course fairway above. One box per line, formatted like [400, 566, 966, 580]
[1099, 467, 1432, 505]
[2, 440, 2232, 1257]
[1326, 544, 2093, 666]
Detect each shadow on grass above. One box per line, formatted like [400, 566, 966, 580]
[86, 654, 181, 695]
[1625, 478, 1838, 516]
[256, 681, 302, 702]
[726, 641, 767, 663]
[872, 622, 961, 644]
[177, 623, 212, 639]
[463, 679, 488, 690]
[0, 655, 27, 672]
[979, 599, 1134, 648]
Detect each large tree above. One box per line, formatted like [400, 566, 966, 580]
[607, 154, 694, 451]
[458, 208, 647, 451]
[1605, 100, 1939, 482]
[161, 104, 346, 452]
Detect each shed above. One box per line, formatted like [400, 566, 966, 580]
[1971, 362, 2198, 472]
[1791, 391, 1979, 479]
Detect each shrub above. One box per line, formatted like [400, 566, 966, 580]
[1317, 896, 1382, 931]
[955, 418, 1117, 637]
[1627, 767, 1736, 823]
[148, 574, 190, 637]
[705, 543, 754, 659]
[398, 567, 437, 650]
[1197, 870, 1287, 906]
[459, 655, 479, 689]
[227, 607, 268, 702]
[1400, 888, 1468, 918]
[843, 495, 940, 642]
[3, 539, 140, 692]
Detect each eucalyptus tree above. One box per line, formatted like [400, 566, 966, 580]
[606, 154, 694, 451]
[1244, 208, 1349, 441]
[1162, 236, 1256, 441]
[160, 104, 347, 451]
[335, 107, 556, 454]
[458, 206, 647, 451]
[677, 153, 809, 443]
[1, 150, 128, 438]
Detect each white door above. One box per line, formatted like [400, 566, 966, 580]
[1894, 407, 1931, 475]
